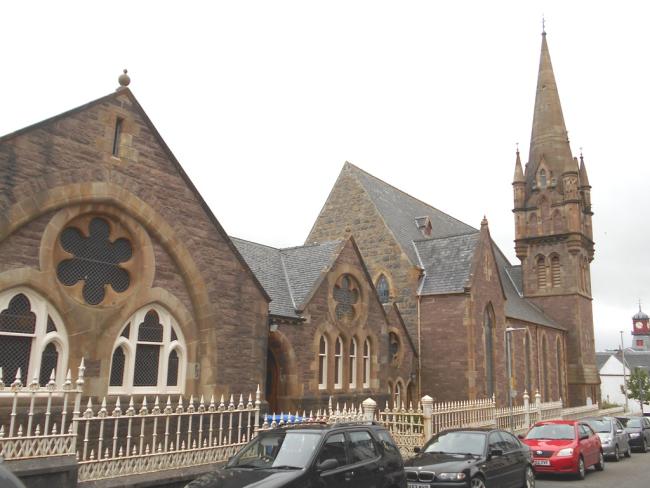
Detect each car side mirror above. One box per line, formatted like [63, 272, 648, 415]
[317, 458, 339, 473]
[517, 434, 525, 440]
[489, 448, 503, 459]
[413, 447, 421, 453]
[579, 434, 589, 440]
[617, 429, 624, 434]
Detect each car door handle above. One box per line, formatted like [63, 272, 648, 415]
[345, 471, 355, 481]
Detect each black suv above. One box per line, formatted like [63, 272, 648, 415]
[185, 421, 406, 488]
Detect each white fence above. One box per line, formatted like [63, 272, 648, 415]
[0, 364, 625, 482]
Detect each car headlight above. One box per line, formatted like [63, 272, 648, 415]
[601, 437, 611, 445]
[437, 472, 466, 481]
[556, 448, 574, 457]
[630, 433, 640, 438]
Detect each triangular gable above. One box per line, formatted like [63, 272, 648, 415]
[0, 88, 270, 303]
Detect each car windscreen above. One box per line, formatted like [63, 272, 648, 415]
[229, 431, 321, 469]
[585, 419, 611, 433]
[627, 418, 642, 428]
[423, 431, 486, 456]
[526, 424, 575, 440]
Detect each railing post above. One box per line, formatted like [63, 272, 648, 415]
[523, 390, 530, 428]
[362, 398, 377, 422]
[421, 395, 433, 440]
[535, 390, 542, 423]
[254, 385, 261, 434]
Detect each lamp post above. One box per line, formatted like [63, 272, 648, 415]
[620, 330, 629, 412]
[505, 327, 527, 431]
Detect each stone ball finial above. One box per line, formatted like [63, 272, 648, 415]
[117, 69, 131, 90]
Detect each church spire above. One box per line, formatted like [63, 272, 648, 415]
[527, 32, 574, 191]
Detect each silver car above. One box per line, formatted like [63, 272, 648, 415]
[584, 417, 631, 461]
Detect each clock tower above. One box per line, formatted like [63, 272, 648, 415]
[631, 305, 650, 351]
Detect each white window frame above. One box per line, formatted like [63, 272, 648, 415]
[363, 338, 371, 388]
[318, 336, 328, 390]
[349, 338, 357, 389]
[108, 304, 186, 395]
[334, 336, 343, 390]
[0, 287, 69, 389]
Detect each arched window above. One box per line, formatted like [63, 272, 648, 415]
[363, 339, 371, 388]
[394, 380, 404, 409]
[536, 256, 547, 289]
[524, 333, 532, 395]
[388, 332, 400, 364]
[0, 289, 68, 386]
[318, 336, 327, 389]
[551, 255, 561, 287]
[108, 305, 185, 394]
[542, 335, 549, 401]
[349, 338, 357, 389]
[484, 306, 495, 398]
[334, 337, 343, 389]
[376, 275, 389, 304]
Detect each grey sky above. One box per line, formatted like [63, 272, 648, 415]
[2, 1, 648, 351]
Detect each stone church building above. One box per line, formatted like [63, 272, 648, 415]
[0, 32, 598, 412]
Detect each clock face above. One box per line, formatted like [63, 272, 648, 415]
[635, 321, 644, 330]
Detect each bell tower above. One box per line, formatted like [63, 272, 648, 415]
[512, 31, 597, 406]
[631, 305, 650, 351]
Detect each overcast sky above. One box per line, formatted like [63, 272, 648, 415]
[2, 1, 648, 351]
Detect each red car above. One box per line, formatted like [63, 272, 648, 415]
[521, 420, 604, 479]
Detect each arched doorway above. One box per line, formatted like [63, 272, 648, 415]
[266, 350, 280, 413]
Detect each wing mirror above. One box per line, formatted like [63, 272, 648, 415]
[616, 429, 624, 434]
[317, 459, 339, 472]
[489, 448, 503, 459]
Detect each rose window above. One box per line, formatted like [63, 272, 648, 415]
[333, 275, 360, 322]
[56, 217, 133, 305]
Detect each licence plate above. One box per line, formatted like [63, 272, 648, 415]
[408, 484, 430, 488]
[533, 459, 550, 466]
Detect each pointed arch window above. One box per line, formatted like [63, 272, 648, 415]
[536, 256, 547, 289]
[0, 289, 68, 387]
[542, 336, 550, 401]
[551, 255, 561, 287]
[349, 338, 357, 389]
[318, 336, 328, 389]
[108, 305, 185, 394]
[334, 337, 343, 389]
[394, 380, 404, 409]
[376, 275, 389, 304]
[539, 169, 547, 189]
[484, 306, 495, 398]
[363, 339, 371, 388]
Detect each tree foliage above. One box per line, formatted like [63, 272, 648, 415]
[624, 367, 650, 412]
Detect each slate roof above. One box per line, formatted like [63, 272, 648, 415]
[413, 233, 480, 295]
[348, 163, 477, 265]
[624, 350, 650, 371]
[231, 237, 343, 319]
[596, 352, 614, 371]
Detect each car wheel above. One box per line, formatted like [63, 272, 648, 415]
[576, 456, 586, 479]
[471, 476, 486, 488]
[595, 451, 605, 471]
[613, 444, 620, 461]
[642, 439, 648, 453]
[625, 444, 632, 458]
[522, 465, 535, 488]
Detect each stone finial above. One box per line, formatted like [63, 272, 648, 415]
[481, 215, 488, 228]
[117, 69, 131, 90]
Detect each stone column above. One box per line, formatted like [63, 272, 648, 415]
[523, 390, 531, 428]
[421, 395, 434, 440]
[362, 398, 377, 422]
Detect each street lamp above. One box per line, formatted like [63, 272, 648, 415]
[620, 331, 629, 412]
[505, 327, 527, 431]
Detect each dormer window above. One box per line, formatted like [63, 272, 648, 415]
[415, 216, 432, 237]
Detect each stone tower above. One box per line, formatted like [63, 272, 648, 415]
[512, 31, 598, 406]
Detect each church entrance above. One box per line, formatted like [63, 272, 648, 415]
[265, 350, 280, 413]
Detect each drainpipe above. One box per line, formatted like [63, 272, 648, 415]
[417, 294, 422, 399]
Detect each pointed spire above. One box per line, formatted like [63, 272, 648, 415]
[528, 31, 574, 188]
[513, 145, 525, 183]
[578, 150, 590, 188]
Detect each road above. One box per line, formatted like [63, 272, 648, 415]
[536, 450, 650, 488]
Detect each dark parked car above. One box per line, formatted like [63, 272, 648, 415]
[583, 416, 631, 461]
[622, 416, 650, 452]
[0, 463, 26, 488]
[184, 421, 406, 488]
[404, 428, 534, 488]
[521, 420, 603, 480]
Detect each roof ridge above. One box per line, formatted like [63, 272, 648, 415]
[278, 249, 298, 310]
[346, 162, 477, 231]
[230, 235, 280, 251]
[280, 239, 343, 252]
